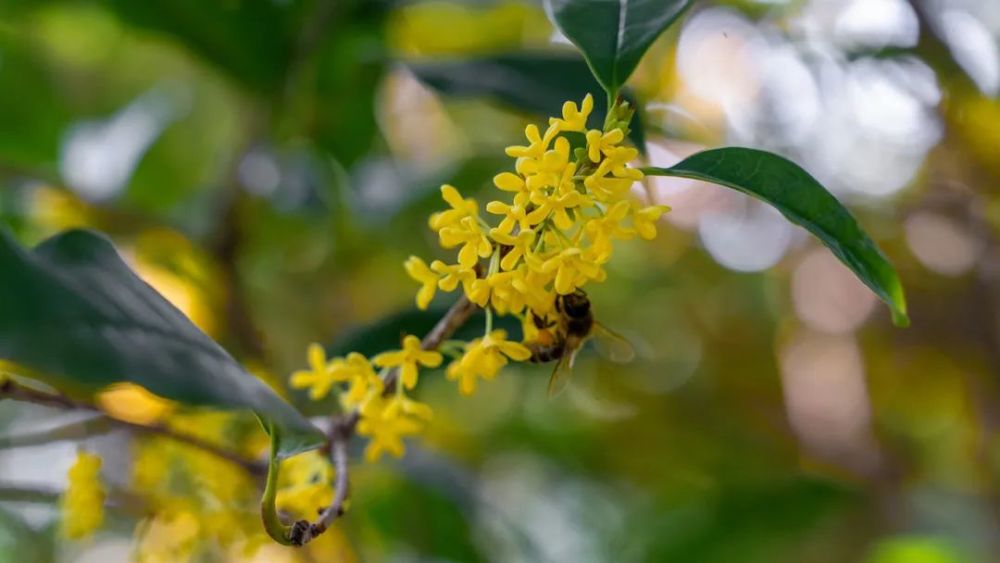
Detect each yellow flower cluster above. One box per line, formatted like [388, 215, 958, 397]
[357, 391, 433, 462]
[276, 451, 335, 519]
[407, 94, 668, 315]
[290, 337, 439, 463]
[291, 344, 381, 407]
[131, 412, 266, 559]
[61, 450, 106, 540]
[289, 95, 668, 469]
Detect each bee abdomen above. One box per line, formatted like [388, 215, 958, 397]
[527, 341, 565, 363]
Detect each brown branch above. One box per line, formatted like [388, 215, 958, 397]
[0, 379, 266, 475]
[288, 295, 479, 546]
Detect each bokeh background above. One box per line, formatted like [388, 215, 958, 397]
[2, 0, 1000, 561]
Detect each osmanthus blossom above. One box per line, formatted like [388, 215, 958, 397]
[290, 93, 667, 469]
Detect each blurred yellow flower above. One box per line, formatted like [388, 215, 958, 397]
[335, 352, 381, 409]
[357, 394, 433, 462]
[633, 204, 671, 240]
[404, 256, 441, 310]
[96, 382, 175, 425]
[61, 450, 105, 539]
[276, 451, 334, 519]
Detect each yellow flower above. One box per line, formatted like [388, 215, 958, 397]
[584, 147, 643, 201]
[276, 451, 334, 519]
[527, 247, 604, 295]
[466, 277, 491, 308]
[585, 128, 625, 162]
[633, 203, 671, 240]
[491, 228, 536, 271]
[493, 171, 529, 201]
[133, 511, 202, 562]
[520, 137, 572, 192]
[505, 123, 559, 159]
[61, 451, 105, 539]
[334, 352, 381, 408]
[439, 216, 493, 268]
[606, 147, 643, 179]
[549, 94, 594, 132]
[445, 330, 531, 395]
[431, 260, 477, 293]
[485, 271, 524, 314]
[405, 256, 441, 310]
[496, 267, 554, 314]
[584, 172, 635, 201]
[528, 189, 589, 230]
[430, 184, 479, 231]
[372, 335, 443, 390]
[486, 199, 539, 236]
[290, 343, 345, 401]
[358, 394, 433, 462]
[584, 200, 635, 262]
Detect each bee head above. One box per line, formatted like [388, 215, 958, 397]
[558, 289, 591, 319]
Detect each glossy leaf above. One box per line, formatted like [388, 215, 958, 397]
[644, 148, 909, 326]
[409, 52, 645, 150]
[544, 0, 693, 94]
[0, 228, 324, 456]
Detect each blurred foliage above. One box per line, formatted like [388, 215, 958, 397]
[0, 0, 999, 561]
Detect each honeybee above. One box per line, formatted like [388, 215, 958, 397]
[525, 289, 635, 397]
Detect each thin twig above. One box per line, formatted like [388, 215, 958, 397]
[0, 379, 266, 475]
[0, 481, 148, 515]
[0, 415, 115, 450]
[289, 295, 480, 546]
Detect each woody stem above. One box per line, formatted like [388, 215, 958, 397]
[293, 294, 479, 546]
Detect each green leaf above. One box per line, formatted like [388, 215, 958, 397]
[643, 148, 909, 327]
[0, 228, 324, 456]
[544, 0, 693, 95]
[408, 52, 645, 151]
[101, 0, 297, 93]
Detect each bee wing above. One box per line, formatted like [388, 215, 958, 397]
[547, 348, 578, 398]
[590, 322, 635, 364]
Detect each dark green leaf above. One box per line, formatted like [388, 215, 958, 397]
[0, 228, 323, 456]
[101, 0, 296, 93]
[544, 0, 693, 94]
[408, 52, 645, 151]
[644, 148, 908, 326]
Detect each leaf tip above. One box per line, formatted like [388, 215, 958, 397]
[890, 307, 910, 328]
